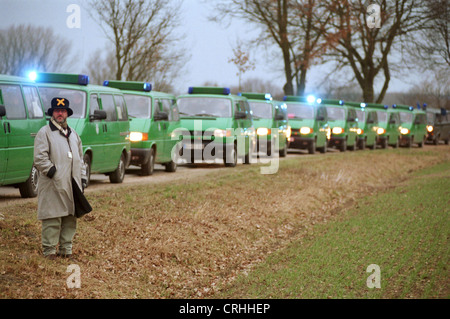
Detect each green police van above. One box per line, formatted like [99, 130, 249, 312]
[35, 73, 131, 186]
[283, 96, 329, 154]
[239, 92, 289, 157]
[176, 87, 256, 167]
[345, 102, 378, 150]
[391, 104, 427, 148]
[321, 99, 358, 152]
[0, 74, 46, 197]
[103, 80, 180, 175]
[426, 107, 450, 145]
[362, 103, 401, 149]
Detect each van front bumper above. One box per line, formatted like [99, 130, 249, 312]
[130, 148, 151, 166]
[288, 136, 314, 149]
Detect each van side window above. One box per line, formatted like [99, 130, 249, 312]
[100, 94, 117, 121]
[161, 98, 171, 120]
[0, 85, 26, 119]
[113, 95, 128, 121]
[90, 94, 100, 116]
[23, 86, 44, 118]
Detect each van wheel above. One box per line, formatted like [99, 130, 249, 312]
[110, 153, 126, 183]
[381, 138, 388, 149]
[165, 160, 177, 172]
[319, 140, 327, 153]
[359, 139, 366, 150]
[224, 145, 237, 167]
[83, 154, 91, 188]
[308, 141, 316, 154]
[340, 139, 347, 152]
[142, 148, 155, 176]
[279, 142, 287, 157]
[418, 136, 425, 148]
[19, 166, 39, 198]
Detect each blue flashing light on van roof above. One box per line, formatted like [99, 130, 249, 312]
[306, 95, 316, 103]
[27, 71, 37, 82]
[103, 80, 152, 92]
[34, 72, 89, 86]
[188, 87, 231, 95]
[361, 103, 366, 108]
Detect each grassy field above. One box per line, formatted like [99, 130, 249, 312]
[0, 146, 449, 298]
[215, 160, 450, 299]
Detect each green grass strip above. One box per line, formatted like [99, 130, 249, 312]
[218, 161, 450, 299]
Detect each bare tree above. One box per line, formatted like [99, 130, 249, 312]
[228, 40, 256, 91]
[323, 0, 428, 103]
[87, 0, 187, 89]
[405, 0, 450, 70]
[211, 0, 333, 96]
[0, 24, 74, 77]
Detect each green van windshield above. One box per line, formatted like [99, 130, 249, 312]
[38, 87, 86, 118]
[326, 107, 345, 120]
[124, 94, 152, 119]
[399, 112, 413, 123]
[376, 110, 388, 122]
[249, 101, 272, 119]
[355, 109, 365, 122]
[177, 97, 232, 117]
[287, 103, 314, 119]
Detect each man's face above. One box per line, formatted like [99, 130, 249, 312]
[53, 108, 68, 124]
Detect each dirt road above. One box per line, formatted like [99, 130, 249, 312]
[0, 150, 318, 207]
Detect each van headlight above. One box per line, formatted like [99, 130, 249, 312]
[130, 132, 148, 142]
[427, 125, 434, 133]
[377, 127, 386, 135]
[399, 127, 410, 135]
[257, 127, 271, 136]
[332, 127, 344, 135]
[300, 127, 313, 135]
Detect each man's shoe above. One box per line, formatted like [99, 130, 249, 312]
[44, 254, 57, 260]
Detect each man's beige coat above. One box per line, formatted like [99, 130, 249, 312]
[34, 122, 86, 220]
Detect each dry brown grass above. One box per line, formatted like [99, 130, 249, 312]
[1, 147, 448, 298]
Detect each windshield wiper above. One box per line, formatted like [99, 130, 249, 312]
[194, 113, 217, 117]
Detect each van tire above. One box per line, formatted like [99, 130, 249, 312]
[224, 145, 237, 167]
[165, 160, 177, 172]
[339, 139, 347, 152]
[83, 154, 91, 188]
[141, 148, 155, 176]
[319, 140, 327, 154]
[279, 143, 287, 157]
[308, 141, 316, 154]
[19, 166, 39, 198]
[110, 153, 126, 183]
[359, 139, 366, 150]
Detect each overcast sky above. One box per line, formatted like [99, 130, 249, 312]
[1, 0, 414, 95]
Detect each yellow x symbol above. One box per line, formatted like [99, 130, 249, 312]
[57, 98, 65, 106]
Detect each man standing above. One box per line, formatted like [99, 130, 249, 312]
[34, 97, 87, 259]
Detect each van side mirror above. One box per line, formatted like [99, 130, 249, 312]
[234, 111, 246, 119]
[274, 114, 284, 121]
[154, 111, 169, 121]
[0, 105, 6, 117]
[89, 110, 107, 121]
